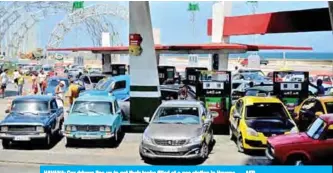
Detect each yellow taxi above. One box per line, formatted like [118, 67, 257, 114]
[229, 96, 298, 153]
[294, 96, 333, 130]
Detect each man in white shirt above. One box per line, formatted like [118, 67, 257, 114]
[0, 69, 9, 98]
[13, 69, 20, 87]
[38, 70, 47, 94]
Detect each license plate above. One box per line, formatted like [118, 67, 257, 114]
[14, 136, 30, 141]
[81, 135, 97, 139]
[161, 147, 179, 152]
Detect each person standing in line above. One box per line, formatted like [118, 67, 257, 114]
[17, 71, 24, 96]
[13, 69, 20, 88]
[66, 79, 80, 108]
[38, 70, 47, 94]
[55, 81, 65, 100]
[31, 75, 39, 95]
[0, 69, 9, 98]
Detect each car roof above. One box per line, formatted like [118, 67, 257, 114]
[161, 100, 202, 107]
[75, 95, 116, 102]
[242, 96, 281, 105]
[320, 114, 333, 124]
[13, 95, 54, 102]
[316, 96, 333, 102]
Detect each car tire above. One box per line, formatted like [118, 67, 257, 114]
[43, 133, 51, 149]
[2, 139, 10, 149]
[286, 155, 308, 165]
[200, 142, 209, 160]
[66, 138, 75, 147]
[140, 152, 151, 163]
[237, 135, 245, 153]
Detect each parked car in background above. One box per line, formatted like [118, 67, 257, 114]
[314, 74, 333, 86]
[139, 100, 216, 162]
[45, 77, 70, 96]
[240, 59, 269, 66]
[78, 74, 106, 91]
[63, 95, 123, 147]
[68, 67, 84, 79]
[266, 114, 333, 165]
[0, 95, 64, 148]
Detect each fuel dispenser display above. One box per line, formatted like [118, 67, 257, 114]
[158, 66, 176, 85]
[111, 64, 127, 76]
[196, 70, 232, 127]
[185, 67, 208, 86]
[273, 71, 309, 114]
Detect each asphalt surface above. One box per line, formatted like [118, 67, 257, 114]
[0, 83, 271, 172]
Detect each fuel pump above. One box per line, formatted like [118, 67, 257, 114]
[158, 66, 176, 85]
[196, 70, 232, 128]
[185, 67, 208, 86]
[273, 71, 309, 114]
[110, 64, 127, 76]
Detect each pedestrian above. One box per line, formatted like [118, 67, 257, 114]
[38, 70, 47, 94]
[0, 69, 9, 98]
[13, 69, 20, 87]
[41, 74, 48, 95]
[65, 78, 80, 108]
[178, 84, 189, 100]
[310, 79, 325, 96]
[55, 81, 65, 101]
[17, 71, 24, 96]
[31, 75, 39, 95]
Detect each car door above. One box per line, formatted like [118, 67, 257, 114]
[113, 100, 123, 131]
[50, 99, 61, 134]
[111, 80, 128, 100]
[230, 99, 243, 136]
[311, 124, 333, 162]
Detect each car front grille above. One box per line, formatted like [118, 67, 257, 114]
[8, 126, 36, 132]
[154, 139, 187, 146]
[76, 125, 100, 132]
[262, 132, 284, 137]
[153, 150, 186, 156]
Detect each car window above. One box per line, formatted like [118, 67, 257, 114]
[71, 101, 113, 115]
[12, 101, 49, 114]
[152, 106, 200, 124]
[314, 100, 325, 113]
[113, 81, 126, 90]
[51, 100, 58, 110]
[89, 76, 105, 83]
[114, 101, 119, 112]
[325, 102, 333, 114]
[82, 76, 90, 84]
[232, 83, 241, 89]
[323, 76, 331, 82]
[245, 103, 289, 119]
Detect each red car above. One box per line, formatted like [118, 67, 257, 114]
[315, 74, 333, 86]
[266, 114, 333, 165]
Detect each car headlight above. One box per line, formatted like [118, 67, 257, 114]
[65, 125, 71, 131]
[36, 126, 44, 132]
[290, 126, 299, 134]
[100, 126, 105, 131]
[1, 126, 8, 132]
[142, 133, 153, 143]
[247, 127, 259, 137]
[105, 126, 111, 132]
[189, 135, 203, 144]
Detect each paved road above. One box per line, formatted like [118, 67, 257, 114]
[0, 76, 272, 172]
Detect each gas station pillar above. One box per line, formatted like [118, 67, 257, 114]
[129, 2, 161, 123]
[212, 1, 232, 71]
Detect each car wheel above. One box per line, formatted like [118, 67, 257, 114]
[140, 152, 151, 163]
[237, 135, 244, 153]
[2, 140, 10, 149]
[66, 138, 75, 147]
[43, 134, 51, 148]
[287, 155, 308, 165]
[200, 142, 209, 160]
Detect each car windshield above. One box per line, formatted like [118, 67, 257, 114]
[43, 67, 52, 71]
[96, 79, 114, 90]
[83, 76, 105, 84]
[11, 101, 49, 114]
[242, 73, 265, 80]
[48, 79, 69, 87]
[71, 101, 113, 115]
[245, 103, 289, 119]
[306, 118, 326, 139]
[152, 106, 200, 124]
[232, 83, 241, 89]
[325, 102, 333, 113]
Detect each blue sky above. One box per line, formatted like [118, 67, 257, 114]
[38, 1, 332, 52]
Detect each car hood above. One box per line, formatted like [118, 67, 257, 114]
[64, 114, 117, 126]
[80, 90, 108, 96]
[145, 124, 202, 139]
[268, 132, 311, 146]
[1, 113, 50, 125]
[246, 118, 295, 134]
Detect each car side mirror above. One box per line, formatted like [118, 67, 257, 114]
[144, 117, 150, 123]
[5, 109, 9, 113]
[315, 111, 323, 116]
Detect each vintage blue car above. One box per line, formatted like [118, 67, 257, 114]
[63, 95, 123, 147]
[45, 77, 70, 96]
[0, 95, 64, 149]
[80, 75, 130, 100]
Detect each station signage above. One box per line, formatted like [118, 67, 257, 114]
[129, 33, 143, 56]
